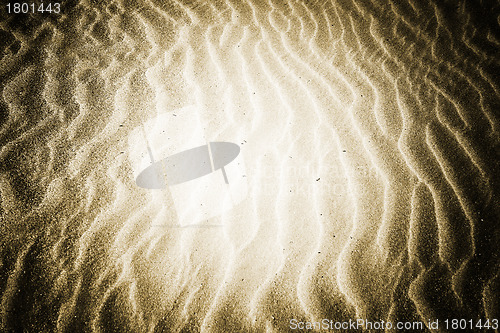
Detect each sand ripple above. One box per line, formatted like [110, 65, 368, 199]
[1, 0, 499, 331]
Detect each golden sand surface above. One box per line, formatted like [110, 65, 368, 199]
[0, 0, 499, 331]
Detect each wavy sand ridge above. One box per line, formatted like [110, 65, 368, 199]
[0, 0, 499, 332]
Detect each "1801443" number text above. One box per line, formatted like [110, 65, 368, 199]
[6, 2, 61, 14]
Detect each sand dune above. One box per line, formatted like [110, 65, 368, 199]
[1, 0, 499, 331]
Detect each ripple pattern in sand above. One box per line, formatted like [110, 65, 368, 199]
[1, 0, 499, 332]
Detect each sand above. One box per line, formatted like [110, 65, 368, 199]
[0, 0, 499, 331]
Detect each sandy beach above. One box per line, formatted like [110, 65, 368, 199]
[0, 0, 499, 331]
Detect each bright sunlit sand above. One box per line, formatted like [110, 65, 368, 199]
[0, 0, 499, 331]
